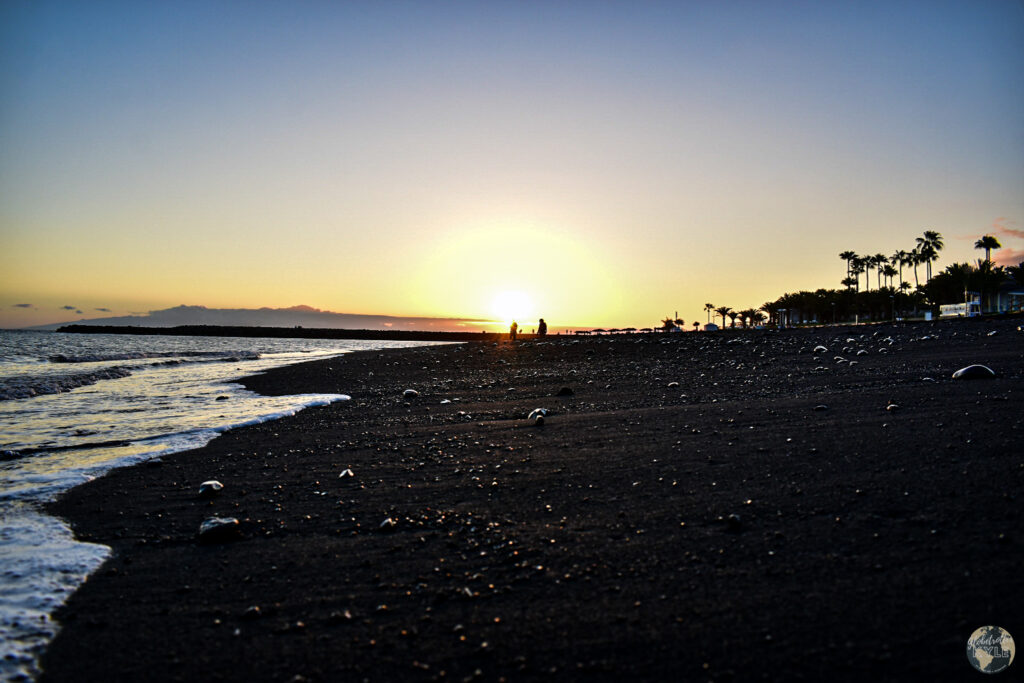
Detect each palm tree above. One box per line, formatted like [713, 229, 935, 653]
[915, 230, 944, 281]
[882, 264, 898, 289]
[868, 254, 884, 290]
[974, 235, 1001, 263]
[693, 321, 700, 331]
[854, 256, 869, 292]
[892, 249, 909, 289]
[910, 247, 921, 288]
[714, 306, 732, 328]
[704, 303, 715, 323]
[839, 251, 857, 290]
[727, 311, 739, 328]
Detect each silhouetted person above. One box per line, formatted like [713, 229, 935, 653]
[510, 321, 518, 340]
[537, 318, 547, 336]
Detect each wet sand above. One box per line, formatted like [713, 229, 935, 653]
[40, 320, 1024, 681]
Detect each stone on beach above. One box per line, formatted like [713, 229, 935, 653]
[951, 364, 996, 380]
[556, 386, 574, 396]
[197, 517, 240, 543]
[403, 389, 419, 399]
[197, 480, 223, 498]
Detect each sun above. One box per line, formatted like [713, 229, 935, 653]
[491, 290, 534, 325]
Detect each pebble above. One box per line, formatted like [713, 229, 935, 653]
[241, 606, 262, 620]
[813, 404, 828, 411]
[197, 517, 240, 543]
[813, 345, 828, 353]
[951, 364, 996, 380]
[723, 514, 743, 533]
[667, 381, 680, 388]
[403, 389, 419, 398]
[379, 517, 398, 531]
[528, 408, 548, 421]
[198, 480, 224, 498]
[338, 468, 354, 478]
[556, 386, 574, 396]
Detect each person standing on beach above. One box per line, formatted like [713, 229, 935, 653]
[510, 321, 518, 340]
[537, 318, 547, 336]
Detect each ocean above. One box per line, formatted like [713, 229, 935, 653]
[0, 330, 433, 681]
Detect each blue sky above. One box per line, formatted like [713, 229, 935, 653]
[2, 1, 1022, 327]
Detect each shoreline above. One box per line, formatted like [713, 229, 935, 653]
[39, 321, 1024, 681]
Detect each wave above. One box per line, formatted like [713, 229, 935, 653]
[0, 367, 133, 401]
[49, 350, 261, 363]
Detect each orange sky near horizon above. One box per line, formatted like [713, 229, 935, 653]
[2, 2, 1022, 330]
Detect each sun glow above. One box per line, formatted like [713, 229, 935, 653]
[407, 217, 624, 329]
[491, 290, 535, 326]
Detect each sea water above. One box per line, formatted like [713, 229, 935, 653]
[0, 330, 432, 681]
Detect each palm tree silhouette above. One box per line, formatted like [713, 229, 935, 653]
[892, 250, 909, 290]
[704, 303, 714, 323]
[839, 251, 857, 290]
[974, 235, 1001, 263]
[873, 254, 888, 290]
[714, 306, 732, 328]
[915, 230, 944, 281]
[853, 256, 868, 292]
[882, 264, 897, 289]
[727, 311, 739, 328]
[909, 247, 921, 288]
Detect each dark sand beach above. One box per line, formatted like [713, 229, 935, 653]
[40, 320, 1023, 682]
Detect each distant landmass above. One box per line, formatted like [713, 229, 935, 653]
[30, 304, 498, 332]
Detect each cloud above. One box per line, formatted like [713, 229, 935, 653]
[95, 307, 112, 312]
[994, 248, 1024, 267]
[959, 217, 1024, 243]
[961, 218, 1024, 266]
[992, 217, 1024, 241]
[13, 303, 33, 308]
[61, 305, 77, 311]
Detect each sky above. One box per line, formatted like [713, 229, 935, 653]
[2, 0, 1023, 329]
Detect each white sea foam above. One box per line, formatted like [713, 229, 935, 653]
[0, 330, 438, 682]
[0, 367, 134, 401]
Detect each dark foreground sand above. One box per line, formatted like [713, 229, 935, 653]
[40, 320, 1023, 682]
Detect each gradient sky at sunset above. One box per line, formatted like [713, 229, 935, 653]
[2, 1, 1022, 329]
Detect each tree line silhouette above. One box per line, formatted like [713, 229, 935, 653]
[692, 230, 1021, 328]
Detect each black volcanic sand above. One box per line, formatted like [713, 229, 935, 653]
[40, 321, 1024, 682]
